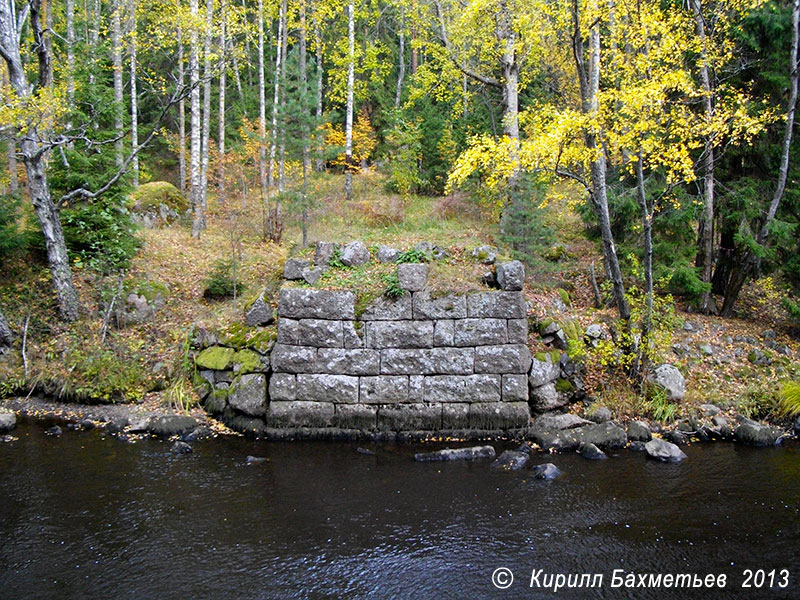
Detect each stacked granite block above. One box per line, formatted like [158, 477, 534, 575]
[268, 262, 531, 432]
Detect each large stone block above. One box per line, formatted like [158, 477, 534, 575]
[413, 293, 467, 319]
[529, 381, 569, 411]
[453, 318, 507, 346]
[377, 403, 442, 431]
[506, 319, 528, 344]
[340, 240, 371, 266]
[359, 376, 409, 404]
[332, 404, 377, 430]
[466, 291, 527, 319]
[409, 375, 424, 402]
[278, 289, 355, 320]
[529, 353, 561, 387]
[315, 348, 380, 375]
[277, 318, 300, 344]
[431, 347, 474, 375]
[298, 319, 343, 348]
[502, 374, 528, 402]
[269, 373, 297, 401]
[245, 289, 275, 327]
[268, 401, 335, 428]
[397, 263, 428, 292]
[380, 349, 436, 375]
[315, 241, 337, 266]
[360, 294, 413, 320]
[270, 344, 317, 373]
[366, 320, 433, 349]
[228, 373, 267, 417]
[423, 375, 466, 403]
[474, 344, 531, 374]
[442, 403, 470, 429]
[433, 320, 455, 346]
[296, 374, 359, 403]
[496, 260, 525, 291]
[465, 374, 502, 402]
[283, 258, 310, 280]
[468, 402, 530, 429]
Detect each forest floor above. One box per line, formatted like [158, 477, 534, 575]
[0, 170, 798, 427]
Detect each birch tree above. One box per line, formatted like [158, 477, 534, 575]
[129, 0, 139, 187]
[200, 0, 213, 213]
[218, 0, 227, 198]
[112, 0, 124, 166]
[178, 23, 186, 194]
[344, 0, 355, 201]
[0, 0, 81, 321]
[190, 0, 204, 237]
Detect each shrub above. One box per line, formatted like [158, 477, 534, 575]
[61, 196, 141, 273]
[779, 381, 800, 418]
[0, 193, 29, 259]
[203, 259, 245, 300]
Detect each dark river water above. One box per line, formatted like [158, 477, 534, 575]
[1, 422, 799, 600]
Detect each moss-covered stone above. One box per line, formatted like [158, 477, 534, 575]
[129, 181, 189, 213]
[558, 288, 571, 307]
[555, 378, 575, 393]
[195, 346, 235, 370]
[233, 349, 262, 373]
[561, 318, 582, 341]
[219, 322, 278, 351]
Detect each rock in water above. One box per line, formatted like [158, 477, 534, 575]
[356, 447, 376, 456]
[171, 441, 193, 454]
[644, 438, 687, 463]
[531, 463, 562, 480]
[414, 445, 496, 462]
[734, 421, 782, 447]
[532, 413, 591, 431]
[579, 442, 607, 460]
[148, 415, 198, 437]
[490, 450, 529, 470]
[0, 409, 16, 433]
[245, 455, 267, 464]
[586, 406, 612, 424]
[626, 420, 652, 442]
[45, 425, 62, 437]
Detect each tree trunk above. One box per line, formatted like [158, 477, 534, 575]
[0, 307, 13, 348]
[190, 0, 203, 238]
[178, 25, 186, 195]
[66, 0, 75, 128]
[112, 0, 124, 167]
[692, 0, 716, 314]
[344, 0, 355, 201]
[314, 15, 325, 172]
[218, 0, 227, 199]
[720, 0, 799, 317]
[257, 0, 268, 230]
[277, 5, 288, 194]
[200, 0, 213, 219]
[634, 152, 653, 377]
[300, 0, 310, 176]
[129, 0, 139, 187]
[89, 0, 99, 84]
[572, 0, 630, 323]
[395, 10, 405, 108]
[1, 69, 18, 194]
[268, 0, 286, 193]
[1, 0, 80, 321]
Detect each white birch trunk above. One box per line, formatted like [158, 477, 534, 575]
[190, 0, 204, 237]
[314, 15, 324, 172]
[218, 0, 227, 198]
[395, 10, 404, 108]
[268, 0, 285, 192]
[112, 0, 124, 167]
[344, 0, 355, 201]
[257, 0, 268, 215]
[178, 25, 186, 195]
[200, 0, 213, 218]
[129, 0, 138, 186]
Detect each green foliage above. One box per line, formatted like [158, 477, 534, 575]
[328, 246, 346, 269]
[381, 271, 406, 298]
[165, 377, 197, 413]
[498, 175, 556, 264]
[783, 296, 800, 322]
[203, 259, 245, 300]
[735, 381, 781, 419]
[129, 181, 188, 213]
[385, 117, 424, 195]
[0, 194, 30, 259]
[779, 381, 800, 418]
[667, 264, 712, 299]
[641, 387, 679, 422]
[61, 196, 141, 273]
[396, 247, 428, 263]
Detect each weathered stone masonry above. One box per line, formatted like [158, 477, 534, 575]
[196, 260, 534, 437]
[268, 266, 531, 432]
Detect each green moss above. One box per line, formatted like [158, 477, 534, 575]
[219, 322, 277, 351]
[195, 346, 235, 370]
[539, 318, 554, 334]
[534, 351, 549, 362]
[232, 349, 262, 373]
[557, 288, 571, 306]
[561, 318, 582, 341]
[555, 378, 575, 393]
[129, 181, 189, 213]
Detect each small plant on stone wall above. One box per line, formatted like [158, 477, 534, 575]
[396, 248, 427, 264]
[382, 271, 407, 298]
[328, 246, 346, 269]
